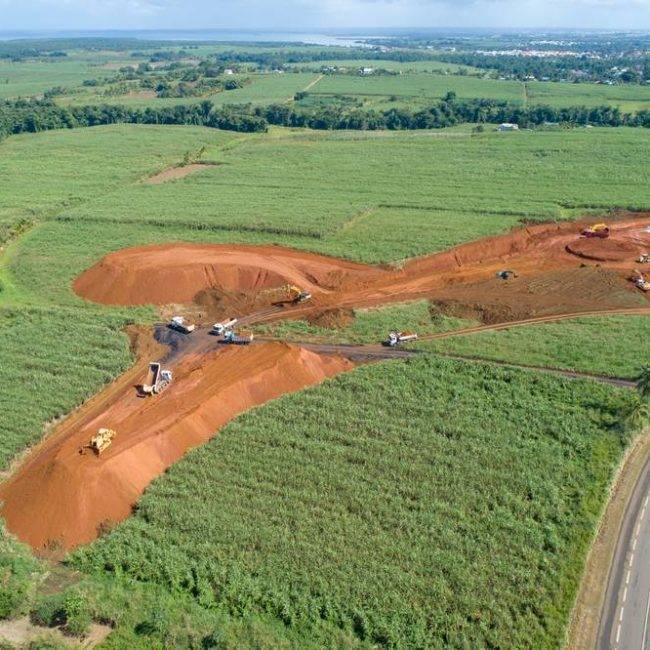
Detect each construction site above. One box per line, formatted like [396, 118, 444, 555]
[1, 215, 649, 554]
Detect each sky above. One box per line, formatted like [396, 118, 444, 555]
[0, 0, 649, 32]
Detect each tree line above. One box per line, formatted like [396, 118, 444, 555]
[1, 96, 649, 141]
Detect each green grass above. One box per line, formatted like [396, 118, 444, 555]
[256, 299, 476, 344]
[59, 72, 320, 108]
[42, 126, 650, 255]
[0, 120, 647, 647]
[0, 60, 111, 99]
[416, 315, 650, 380]
[72, 356, 634, 648]
[0, 124, 237, 227]
[307, 73, 650, 111]
[0, 306, 133, 469]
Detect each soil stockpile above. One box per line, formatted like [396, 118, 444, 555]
[565, 235, 646, 262]
[0, 342, 354, 553]
[74, 244, 384, 306]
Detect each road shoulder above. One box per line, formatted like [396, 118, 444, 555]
[566, 429, 650, 649]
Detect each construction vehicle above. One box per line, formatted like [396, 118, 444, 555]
[141, 362, 173, 395]
[496, 269, 517, 280]
[637, 253, 649, 264]
[212, 317, 238, 335]
[79, 428, 117, 456]
[384, 331, 418, 347]
[631, 270, 650, 292]
[222, 329, 254, 345]
[581, 223, 610, 239]
[169, 316, 195, 334]
[270, 284, 312, 305]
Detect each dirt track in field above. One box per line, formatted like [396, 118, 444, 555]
[144, 162, 216, 185]
[3, 216, 649, 554]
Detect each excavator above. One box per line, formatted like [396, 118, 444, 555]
[581, 223, 610, 239]
[79, 428, 117, 456]
[270, 284, 312, 306]
[141, 362, 173, 396]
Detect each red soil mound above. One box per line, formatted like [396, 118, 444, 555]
[74, 244, 384, 306]
[0, 342, 354, 553]
[565, 236, 645, 262]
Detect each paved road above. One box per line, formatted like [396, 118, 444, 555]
[600, 457, 650, 649]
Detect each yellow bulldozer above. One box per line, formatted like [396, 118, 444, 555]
[268, 284, 312, 305]
[79, 428, 117, 456]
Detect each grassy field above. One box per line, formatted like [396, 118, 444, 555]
[59, 72, 321, 108]
[306, 73, 650, 112]
[0, 119, 647, 646]
[417, 314, 650, 380]
[30, 126, 650, 257]
[0, 124, 236, 227]
[72, 356, 633, 647]
[0, 60, 111, 99]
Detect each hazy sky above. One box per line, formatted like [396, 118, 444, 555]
[1, 0, 649, 31]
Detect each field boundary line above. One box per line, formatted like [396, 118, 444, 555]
[566, 429, 650, 650]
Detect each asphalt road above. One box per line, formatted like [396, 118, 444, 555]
[600, 457, 650, 649]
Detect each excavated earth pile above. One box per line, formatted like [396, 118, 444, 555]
[0, 343, 354, 553]
[74, 244, 385, 307]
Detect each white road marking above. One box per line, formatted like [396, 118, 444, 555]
[623, 586, 628, 603]
[619, 605, 625, 623]
[633, 537, 638, 551]
[642, 591, 650, 650]
[643, 495, 648, 510]
[626, 569, 631, 586]
[616, 622, 622, 645]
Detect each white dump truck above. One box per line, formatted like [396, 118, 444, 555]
[385, 331, 418, 347]
[169, 316, 195, 334]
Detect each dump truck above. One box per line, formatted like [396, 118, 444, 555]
[169, 316, 195, 334]
[384, 331, 418, 347]
[631, 270, 650, 292]
[222, 329, 254, 345]
[581, 223, 610, 239]
[79, 428, 117, 456]
[212, 317, 238, 335]
[637, 253, 649, 264]
[141, 362, 173, 395]
[496, 269, 517, 280]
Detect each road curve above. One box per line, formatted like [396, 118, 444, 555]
[599, 455, 650, 649]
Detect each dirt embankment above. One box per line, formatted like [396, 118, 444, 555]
[74, 218, 650, 324]
[0, 343, 354, 553]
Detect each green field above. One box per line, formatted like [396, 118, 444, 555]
[72, 356, 633, 647]
[12, 125, 644, 261]
[0, 114, 647, 647]
[0, 60, 111, 99]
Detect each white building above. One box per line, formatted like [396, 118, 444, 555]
[359, 67, 375, 76]
[224, 69, 235, 76]
[498, 123, 520, 132]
